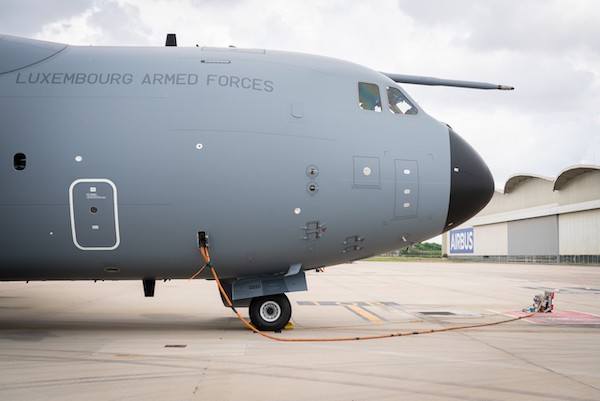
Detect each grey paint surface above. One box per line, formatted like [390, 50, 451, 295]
[0, 34, 499, 284]
[0, 35, 66, 74]
[507, 215, 559, 256]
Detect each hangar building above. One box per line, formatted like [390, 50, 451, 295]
[442, 165, 600, 265]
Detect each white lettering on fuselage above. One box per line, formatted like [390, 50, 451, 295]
[16, 72, 135, 85]
[15, 72, 275, 92]
[140, 73, 199, 85]
[206, 74, 274, 92]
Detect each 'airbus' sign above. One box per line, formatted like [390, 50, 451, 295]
[449, 228, 474, 254]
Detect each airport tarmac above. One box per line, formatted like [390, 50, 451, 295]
[1, 261, 599, 401]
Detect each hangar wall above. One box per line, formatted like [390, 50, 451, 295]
[474, 223, 507, 255]
[507, 216, 558, 256]
[559, 209, 600, 255]
[443, 165, 600, 265]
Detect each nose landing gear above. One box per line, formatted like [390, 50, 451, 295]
[249, 294, 292, 331]
[196, 231, 296, 332]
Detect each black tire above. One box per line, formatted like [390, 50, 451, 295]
[249, 294, 291, 331]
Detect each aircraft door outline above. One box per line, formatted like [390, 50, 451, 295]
[68, 178, 120, 251]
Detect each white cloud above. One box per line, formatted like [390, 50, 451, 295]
[36, 0, 151, 45]
[0, 0, 95, 36]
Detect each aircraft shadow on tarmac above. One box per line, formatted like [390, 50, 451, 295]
[0, 316, 253, 336]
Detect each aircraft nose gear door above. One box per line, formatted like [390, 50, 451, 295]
[69, 179, 120, 250]
[394, 160, 419, 219]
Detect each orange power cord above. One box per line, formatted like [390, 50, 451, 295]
[197, 247, 537, 342]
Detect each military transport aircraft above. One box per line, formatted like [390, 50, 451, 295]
[0, 34, 510, 330]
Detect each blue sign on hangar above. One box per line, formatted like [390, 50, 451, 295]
[449, 227, 474, 254]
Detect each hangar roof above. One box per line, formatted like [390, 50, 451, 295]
[466, 164, 600, 225]
[503, 174, 553, 194]
[553, 165, 600, 191]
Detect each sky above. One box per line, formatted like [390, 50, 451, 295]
[2, 0, 600, 188]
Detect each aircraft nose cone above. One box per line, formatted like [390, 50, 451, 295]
[443, 128, 494, 231]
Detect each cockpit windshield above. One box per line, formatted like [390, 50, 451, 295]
[358, 82, 382, 112]
[387, 86, 417, 115]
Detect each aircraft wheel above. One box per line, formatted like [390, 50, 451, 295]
[249, 294, 291, 331]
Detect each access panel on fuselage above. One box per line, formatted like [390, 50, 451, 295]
[69, 179, 120, 250]
[394, 159, 419, 219]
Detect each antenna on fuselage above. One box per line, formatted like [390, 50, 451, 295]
[165, 33, 177, 47]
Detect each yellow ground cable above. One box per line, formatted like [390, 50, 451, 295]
[208, 265, 538, 342]
[188, 264, 207, 280]
[195, 246, 538, 342]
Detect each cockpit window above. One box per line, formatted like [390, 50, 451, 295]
[358, 82, 382, 112]
[387, 86, 417, 115]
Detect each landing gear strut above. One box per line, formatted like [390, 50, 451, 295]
[249, 293, 291, 331]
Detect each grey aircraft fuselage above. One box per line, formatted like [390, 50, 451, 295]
[0, 35, 495, 283]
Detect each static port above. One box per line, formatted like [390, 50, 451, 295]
[90, 207, 98, 214]
[306, 165, 319, 177]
